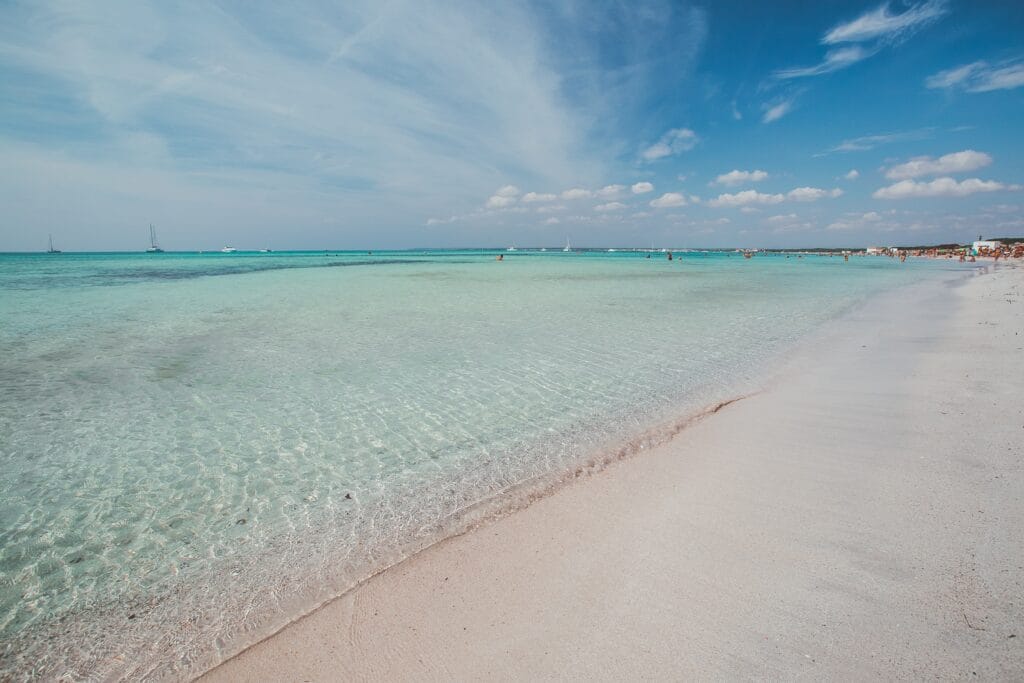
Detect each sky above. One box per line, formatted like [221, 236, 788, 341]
[1, 0, 1022, 250]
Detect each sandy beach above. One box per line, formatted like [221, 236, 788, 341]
[198, 264, 1022, 680]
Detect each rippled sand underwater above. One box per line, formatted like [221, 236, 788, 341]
[0, 250, 961, 678]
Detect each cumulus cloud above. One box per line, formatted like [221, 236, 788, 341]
[485, 194, 517, 209]
[594, 201, 627, 212]
[884, 150, 992, 180]
[762, 99, 795, 123]
[561, 188, 593, 200]
[713, 169, 769, 186]
[845, 169, 860, 180]
[926, 60, 1024, 91]
[707, 190, 785, 207]
[522, 191, 557, 203]
[649, 192, 687, 208]
[535, 204, 566, 213]
[873, 177, 1019, 199]
[641, 128, 698, 161]
[823, 0, 949, 45]
[596, 184, 625, 198]
[787, 187, 843, 201]
[631, 181, 654, 194]
[708, 186, 842, 207]
[495, 185, 520, 197]
[544, 217, 560, 225]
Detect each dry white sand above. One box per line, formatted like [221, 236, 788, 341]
[203, 264, 1023, 681]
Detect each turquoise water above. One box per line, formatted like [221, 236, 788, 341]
[0, 250, 967, 679]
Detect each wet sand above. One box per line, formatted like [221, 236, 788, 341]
[202, 264, 1023, 681]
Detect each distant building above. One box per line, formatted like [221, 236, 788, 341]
[972, 240, 1001, 255]
[865, 246, 884, 255]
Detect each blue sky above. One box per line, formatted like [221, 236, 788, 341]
[1, 0, 1022, 250]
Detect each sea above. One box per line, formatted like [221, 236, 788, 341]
[0, 249, 972, 679]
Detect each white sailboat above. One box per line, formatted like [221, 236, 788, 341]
[145, 224, 164, 253]
[46, 234, 61, 254]
[563, 237, 571, 252]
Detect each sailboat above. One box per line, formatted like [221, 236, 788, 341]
[145, 224, 164, 253]
[220, 246, 237, 253]
[563, 237, 571, 252]
[46, 234, 61, 254]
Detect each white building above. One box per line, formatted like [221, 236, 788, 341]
[972, 240, 1001, 254]
[865, 246, 884, 255]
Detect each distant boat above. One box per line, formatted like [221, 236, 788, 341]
[46, 234, 61, 254]
[563, 237, 571, 252]
[221, 246, 236, 253]
[507, 245, 517, 251]
[145, 224, 164, 253]
[540, 247, 547, 252]
[259, 248, 272, 253]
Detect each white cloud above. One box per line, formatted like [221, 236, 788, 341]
[641, 128, 698, 161]
[485, 194, 516, 209]
[594, 201, 626, 212]
[713, 169, 769, 186]
[884, 150, 992, 180]
[535, 204, 566, 213]
[1, 1, 661, 249]
[766, 213, 798, 224]
[787, 186, 843, 201]
[822, 0, 949, 44]
[649, 192, 687, 208]
[689, 195, 702, 204]
[827, 127, 934, 153]
[774, 46, 874, 79]
[707, 190, 785, 207]
[926, 60, 1024, 92]
[495, 185, 520, 197]
[826, 211, 889, 231]
[873, 177, 1020, 199]
[708, 186, 842, 207]
[561, 188, 593, 200]
[762, 99, 795, 123]
[845, 169, 860, 180]
[596, 184, 625, 199]
[544, 217, 560, 225]
[731, 100, 742, 120]
[631, 181, 654, 194]
[521, 192, 558, 203]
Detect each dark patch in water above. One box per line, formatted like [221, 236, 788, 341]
[3, 258, 473, 291]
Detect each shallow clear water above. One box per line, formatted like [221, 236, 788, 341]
[0, 250, 967, 679]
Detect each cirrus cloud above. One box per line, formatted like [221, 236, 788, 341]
[823, 0, 949, 45]
[925, 60, 1024, 92]
[641, 128, 698, 161]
